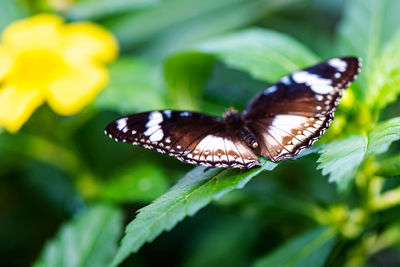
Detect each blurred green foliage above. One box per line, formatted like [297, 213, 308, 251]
[1, 0, 400, 266]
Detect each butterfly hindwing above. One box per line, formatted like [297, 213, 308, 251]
[105, 110, 260, 168]
[243, 57, 361, 161]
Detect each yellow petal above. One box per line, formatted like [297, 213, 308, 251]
[0, 85, 43, 133]
[46, 63, 108, 115]
[2, 14, 63, 52]
[0, 45, 15, 81]
[61, 22, 118, 64]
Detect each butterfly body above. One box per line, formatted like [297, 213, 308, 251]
[105, 57, 361, 169]
[221, 108, 258, 148]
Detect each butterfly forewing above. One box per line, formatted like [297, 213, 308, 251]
[105, 110, 260, 168]
[243, 56, 361, 161]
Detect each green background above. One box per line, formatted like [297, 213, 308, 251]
[1, 0, 400, 266]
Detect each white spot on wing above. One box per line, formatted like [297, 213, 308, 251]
[144, 111, 164, 140]
[149, 129, 164, 142]
[264, 85, 278, 95]
[272, 115, 308, 129]
[292, 71, 333, 94]
[163, 110, 172, 118]
[116, 118, 128, 133]
[280, 76, 291, 85]
[328, 58, 347, 72]
[180, 112, 190, 117]
[315, 95, 323, 101]
[146, 111, 163, 128]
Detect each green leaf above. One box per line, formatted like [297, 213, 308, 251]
[95, 57, 165, 114]
[65, 0, 159, 20]
[367, 117, 400, 156]
[338, 0, 400, 100]
[140, 0, 299, 59]
[0, 0, 29, 32]
[99, 163, 169, 203]
[111, 159, 277, 266]
[317, 118, 400, 188]
[254, 227, 336, 267]
[376, 153, 400, 178]
[34, 205, 123, 267]
[104, 0, 247, 49]
[164, 51, 214, 110]
[196, 28, 319, 82]
[317, 135, 368, 191]
[366, 34, 400, 111]
[104, 0, 297, 52]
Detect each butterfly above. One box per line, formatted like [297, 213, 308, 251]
[105, 57, 361, 169]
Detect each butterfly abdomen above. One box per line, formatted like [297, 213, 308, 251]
[237, 128, 259, 149]
[223, 108, 259, 149]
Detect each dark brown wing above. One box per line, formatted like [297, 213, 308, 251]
[242, 57, 361, 161]
[105, 110, 260, 168]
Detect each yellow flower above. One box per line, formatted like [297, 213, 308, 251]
[0, 14, 118, 133]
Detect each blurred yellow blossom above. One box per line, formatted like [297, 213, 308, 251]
[0, 14, 118, 133]
[341, 89, 355, 109]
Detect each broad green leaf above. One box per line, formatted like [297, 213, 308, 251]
[196, 28, 319, 82]
[0, 0, 29, 32]
[338, 0, 400, 100]
[95, 57, 165, 114]
[141, 0, 299, 59]
[111, 159, 277, 266]
[317, 135, 368, 191]
[104, 0, 249, 49]
[164, 51, 214, 110]
[104, 0, 297, 52]
[254, 227, 336, 267]
[367, 117, 400, 156]
[34, 205, 123, 267]
[99, 164, 168, 203]
[65, 0, 159, 20]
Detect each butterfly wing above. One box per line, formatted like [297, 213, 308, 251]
[243, 56, 361, 162]
[105, 110, 260, 168]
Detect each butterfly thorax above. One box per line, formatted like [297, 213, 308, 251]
[223, 108, 259, 149]
[223, 108, 242, 128]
